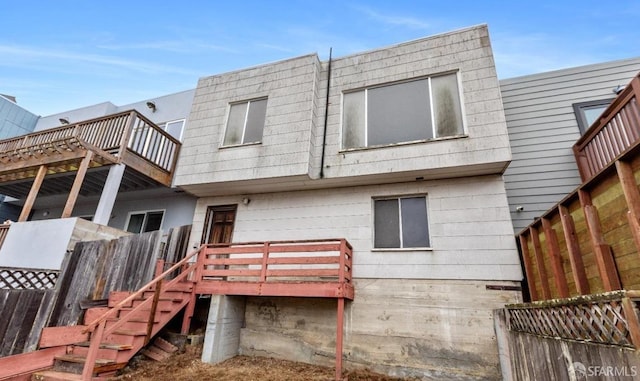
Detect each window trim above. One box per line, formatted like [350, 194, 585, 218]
[221, 97, 268, 147]
[124, 209, 165, 233]
[340, 72, 466, 151]
[372, 195, 432, 250]
[163, 119, 185, 141]
[572, 98, 614, 135]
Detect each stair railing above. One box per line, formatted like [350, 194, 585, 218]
[80, 245, 204, 380]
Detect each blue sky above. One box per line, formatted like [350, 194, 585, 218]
[3, 1, 640, 116]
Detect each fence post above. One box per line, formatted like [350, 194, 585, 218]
[622, 296, 640, 348]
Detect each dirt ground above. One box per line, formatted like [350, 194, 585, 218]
[112, 344, 416, 381]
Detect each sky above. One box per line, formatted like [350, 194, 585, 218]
[2, 1, 640, 117]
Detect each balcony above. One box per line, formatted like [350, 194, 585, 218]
[0, 110, 180, 190]
[0, 111, 181, 221]
[573, 73, 640, 182]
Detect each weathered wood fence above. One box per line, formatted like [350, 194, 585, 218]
[495, 300, 640, 381]
[0, 225, 192, 357]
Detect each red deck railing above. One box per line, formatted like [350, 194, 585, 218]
[574, 74, 640, 181]
[194, 239, 354, 298]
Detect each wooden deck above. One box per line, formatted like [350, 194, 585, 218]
[0, 110, 180, 189]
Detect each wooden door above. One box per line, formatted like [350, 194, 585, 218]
[201, 205, 237, 245]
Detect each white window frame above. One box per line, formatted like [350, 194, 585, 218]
[163, 119, 185, 141]
[221, 97, 268, 147]
[124, 209, 165, 234]
[341, 72, 466, 151]
[372, 195, 432, 251]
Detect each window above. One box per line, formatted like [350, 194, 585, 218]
[125, 210, 164, 234]
[223, 98, 268, 146]
[342, 73, 463, 149]
[374, 196, 430, 248]
[164, 119, 185, 140]
[573, 99, 613, 134]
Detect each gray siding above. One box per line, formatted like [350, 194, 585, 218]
[500, 57, 640, 233]
[0, 96, 38, 139]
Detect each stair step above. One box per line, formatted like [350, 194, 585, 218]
[32, 369, 83, 381]
[112, 329, 147, 336]
[73, 342, 133, 351]
[154, 337, 179, 353]
[55, 354, 114, 365]
[53, 354, 124, 376]
[141, 346, 171, 361]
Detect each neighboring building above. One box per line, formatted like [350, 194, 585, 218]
[0, 95, 38, 139]
[0, 89, 198, 268]
[0, 95, 39, 221]
[175, 25, 523, 379]
[500, 57, 640, 232]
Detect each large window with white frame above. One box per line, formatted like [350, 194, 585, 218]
[373, 196, 430, 249]
[125, 210, 164, 234]
[223, 98, 268, 146]
[342, 73, 464, 149]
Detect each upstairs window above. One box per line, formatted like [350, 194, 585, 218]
[374, 196, 430, 249]
[342, 73, 464, 149]
[126, 210, 164, 233]
[223, 98, 268, 146]
[164, 119, 185, 140]
[572, 99, 613, 135]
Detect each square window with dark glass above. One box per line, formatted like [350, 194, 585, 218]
[374, 196, 430, 249]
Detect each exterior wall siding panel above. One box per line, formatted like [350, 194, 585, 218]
[500, 57, 640, 232]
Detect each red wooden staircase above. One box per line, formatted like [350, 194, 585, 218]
[0, 249, 200, 381]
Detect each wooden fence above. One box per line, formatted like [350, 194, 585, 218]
[495, 307, 640, 381]
[506, 291, 640, 349]
[0, 225, 192, 358]
[0, 268, 58, 290]
[518, 141, 640, 302]
[0, 224, 8, 251]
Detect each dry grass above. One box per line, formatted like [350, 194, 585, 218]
[111, 345, 415, 381]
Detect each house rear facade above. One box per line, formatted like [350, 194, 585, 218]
[175, 25, 522, 379]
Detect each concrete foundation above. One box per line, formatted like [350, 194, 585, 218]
[234, 279, 522, 380]
[202, 295, 246, 364]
